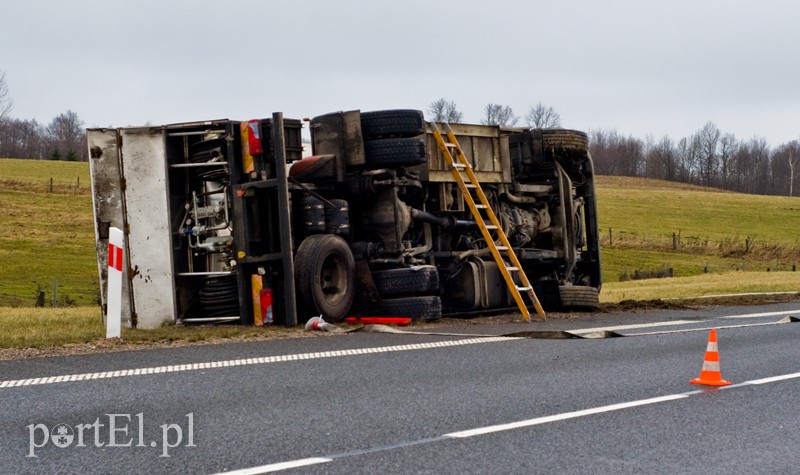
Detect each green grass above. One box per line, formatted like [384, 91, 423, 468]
[595, 176, 800, 282]
[602, 271, 800, 303]
[0, 159, 97, 306]
[0, 308, 301, 349]
[596, 176, 800, 248]
[0, 158, 89, 187]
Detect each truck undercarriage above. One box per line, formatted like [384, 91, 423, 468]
[88, 109, 601, 328]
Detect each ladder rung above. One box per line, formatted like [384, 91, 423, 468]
[445, 142, 457, 148]
[506, 266, 520, 272]
[474, 204, 487, 209]
[465, 183, 477, 189]
[451, 163, 467, 169]
[496, 246, 508, 250]
[485, 225, 498, 230]
[516, 286, 532, 292]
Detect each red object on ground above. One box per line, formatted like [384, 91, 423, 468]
[345, 317, 412, 326]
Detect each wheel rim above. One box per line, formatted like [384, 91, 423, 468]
[320, 254, 348, 306]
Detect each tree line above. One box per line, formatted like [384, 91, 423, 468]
[589, 124, 800, 197]
[429, 97, 800, 198]
[0, 71, 87, 161]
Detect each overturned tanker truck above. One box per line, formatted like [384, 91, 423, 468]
[87, 109, 601, 328]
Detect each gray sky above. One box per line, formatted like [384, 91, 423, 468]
[2, 0, 798, 145]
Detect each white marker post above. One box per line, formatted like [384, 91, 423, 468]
[106, 227, 124, 339]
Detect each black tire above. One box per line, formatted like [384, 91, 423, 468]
[378, 296, 442, 321]
[558, 285, 600, 310]
[295, 234, 356, 322]
[541, 129, 589, 153]
[360, 109, 425, 139]
[364, 138, 427, 168]
[189, 138, 227, 163]
[372, 265, 440, 297]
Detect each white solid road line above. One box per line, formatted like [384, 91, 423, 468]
[217, 370, 800, 474]
[717, 309, 800, 319]
[443, 394, 689, 438]
[214, 457, 333, 474]
[570, 320, 695, 334]
[571, 308, 800, 334]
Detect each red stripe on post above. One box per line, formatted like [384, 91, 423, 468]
[108, 243, 116, 270]
[115, 246, 123, 271]
[108, 243, 123, 272]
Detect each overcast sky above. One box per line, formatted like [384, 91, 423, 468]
[2, 0, 798, 145]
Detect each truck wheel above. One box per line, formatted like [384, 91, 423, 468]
[372, 265, 440, 297]
[364, 138, 428, 167]
[558, 285, 600, 310]
[361, 109, 425, 139]
[379, 295, 442, 321]
[295, 234, 355, 322]
[541, 129, 589, 153]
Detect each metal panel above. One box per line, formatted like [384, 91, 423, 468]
[425, 123, 507, 183]
[87, 129, 133, 327]
[119, 128, 176, 328]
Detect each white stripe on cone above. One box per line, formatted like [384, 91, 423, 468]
[106, 227, 124, 339]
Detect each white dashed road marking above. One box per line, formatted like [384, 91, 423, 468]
[0, 337, 517, 389]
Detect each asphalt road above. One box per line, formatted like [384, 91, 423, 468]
[1, 302, 799, 474]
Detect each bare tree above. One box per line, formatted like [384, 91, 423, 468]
[427, 98, 464, 122]
[524, 102, 561, 129]
[47, 110, 86, 161]
[0, 118, 47, 159]
[675, 136, 701, 183]
[695, 121, 721, 186]
[0, 71, 11, 120]
[773, 140, 800, 196]
[480, 103, 518, 127]
[588, 129, 644, 177]
[644, 135, 677, 181]
[718, 133, 737, 188]
[789, 141, 800, 197]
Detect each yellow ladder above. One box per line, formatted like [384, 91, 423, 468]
[430, 122, 546, 321]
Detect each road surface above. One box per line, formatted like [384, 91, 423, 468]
[1, 302, 799, 474]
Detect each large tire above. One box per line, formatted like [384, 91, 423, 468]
[361, 110, 425, 139]
[372, 265, 440, 297]
[558, 285, 600, 310]
[541, 129, 589, 153]
[364, 138, 427, 168]
[295, 234, 355, 322]
[379, 296, 442, 321]
[199, 275, 239, 317]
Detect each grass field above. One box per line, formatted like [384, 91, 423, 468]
[1, 158, 800, 349]
[0, 159, 96, 306]
[595, 176, 800, 282]
[0, 158, 89, 188]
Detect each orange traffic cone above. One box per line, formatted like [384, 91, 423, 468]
[691, 329, 731, 386]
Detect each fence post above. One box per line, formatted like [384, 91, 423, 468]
[608, 228, 613, 246]
[49, 177, 53, 193]
[672, 232, 677, 250]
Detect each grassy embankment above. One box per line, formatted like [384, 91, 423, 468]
[596, 176, 800, 301]
[1, 158, 800, 348]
